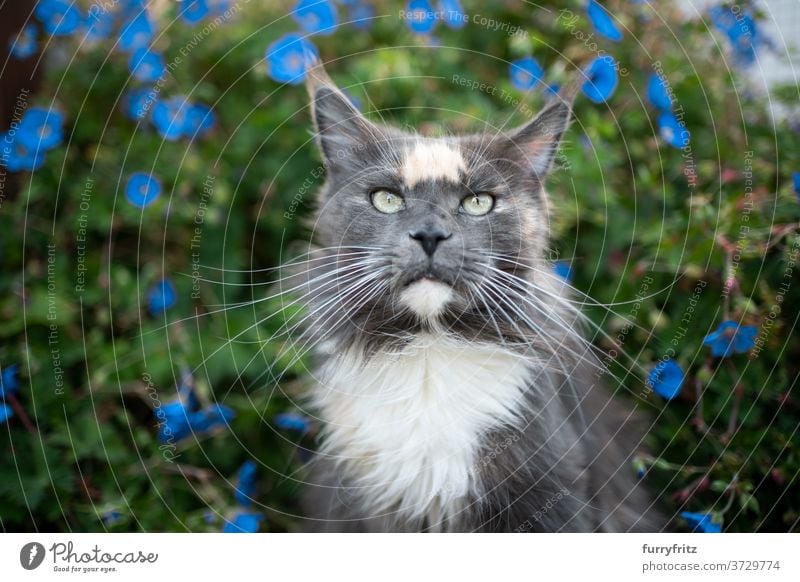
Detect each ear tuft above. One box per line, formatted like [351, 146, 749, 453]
[506, 86, 576, 178]
[304, 60, 376, 164]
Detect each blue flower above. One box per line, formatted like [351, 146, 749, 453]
[180, 0, 211, 24]
[147, 277, 177, 315]
[155, 382, 235, 443]
[156, 399, 192, 442]
[274, 412, 311, 433]
[703, 320, 758, 357]
[118, 10, 154, 52]
[102, 510, 123, 526]
[222, 512, 263, 533]
[552, 261, 573, 283]
[265, 33, 319, 85]
[150, 97, 215, 139]
[234, 460, 258, 506]
[0, 133, 47, 173]
[184, 103, 216, 137]
[581, 55, 619, 103]
[9, 24, 38, 59]
[0, 364, 19, 400]
[439, 0, 466, 29]
[632, 458, 646, 479]
[152, 96, 191, 140]
[0, 403, 12, 425]
[406, 0, 437, 34]
[34, 0, 83, 37]
[129, 48, 165, 83]
[125, 172, 161, 208]
[347, 1, 375, 30]
[83, 7, 116, 40]
[710, 6, 762, 66]
[545, 83, 560, 97]
[681, 511, 722, 533]
[658, 111, 689, 149]
[647, 359, 684, 400]
[188, 404, 235, 432]
[509, 56, 544, 91]
[123, 88, 155, 121]
[646, 73, 672, 111]
[792, 171, 800, 202]
[292, 0, 338, 35]
[586, 0, 622, 42]
[18, 107, 65, 151]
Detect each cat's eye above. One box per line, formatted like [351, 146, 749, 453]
[370, 189, 405, 214]
[460, 192, 495, 216]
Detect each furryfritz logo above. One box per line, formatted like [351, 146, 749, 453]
[20, 542, 46, 570]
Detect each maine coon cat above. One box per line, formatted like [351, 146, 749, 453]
[287, 61, 663, 532]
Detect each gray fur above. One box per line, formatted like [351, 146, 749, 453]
[287, 63, 665, 532]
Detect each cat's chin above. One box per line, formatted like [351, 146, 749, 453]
[398, 277, 454, 320]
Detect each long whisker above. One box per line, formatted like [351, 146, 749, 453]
[186, 262, 383, 377]
[197, 246, 386, 274]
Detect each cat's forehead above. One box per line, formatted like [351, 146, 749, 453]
[380, 135, 509, 192]
[400, 139, 466, 187]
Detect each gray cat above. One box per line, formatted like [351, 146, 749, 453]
[286, 62, 664, 532]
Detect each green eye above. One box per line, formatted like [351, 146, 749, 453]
[460, 192, 495, 216]
[370, 189, 405, 214]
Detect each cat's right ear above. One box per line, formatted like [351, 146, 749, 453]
[305, 60, 378, 165]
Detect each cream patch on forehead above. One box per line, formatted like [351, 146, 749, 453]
[401, 140, 466, 187]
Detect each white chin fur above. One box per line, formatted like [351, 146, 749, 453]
[399, 279, 454, 319]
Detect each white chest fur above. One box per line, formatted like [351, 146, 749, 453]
[313, 334, 532, 525]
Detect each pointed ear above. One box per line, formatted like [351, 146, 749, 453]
[505, 86, 576, 178]
[305, 60, 379, 164]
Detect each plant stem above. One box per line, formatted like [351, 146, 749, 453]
[6, 393, 37, 436]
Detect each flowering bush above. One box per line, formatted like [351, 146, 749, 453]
[1, 0, 798, 532]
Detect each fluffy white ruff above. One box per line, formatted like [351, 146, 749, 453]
[314, 333, 531, 526]
[401, 140, 465, 187]
[399, 278, 454, 319]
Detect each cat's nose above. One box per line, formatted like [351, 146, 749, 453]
[409, 227, 452, 257]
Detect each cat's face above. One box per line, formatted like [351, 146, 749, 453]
[304, 65, 572, 328]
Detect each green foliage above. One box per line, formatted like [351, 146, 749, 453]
[1, 0, 798, 532]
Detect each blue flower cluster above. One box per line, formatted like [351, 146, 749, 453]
[509, 6, 621, 103]
[649, 319, 758, 404]
[0, 107, 65, 172]
[0, 364, 20, 425]
[267, 0, 377, 85]
[646, 72, 690, 150]
[150, 96, 216, 141]
[154, 380, 235, 444]
[403, 0, 465, 36]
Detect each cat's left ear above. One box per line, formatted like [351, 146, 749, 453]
[504, 88, 575, 179]
[304, 58, 380, 165]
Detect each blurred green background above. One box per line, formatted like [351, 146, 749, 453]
[1, 0, 798, 532]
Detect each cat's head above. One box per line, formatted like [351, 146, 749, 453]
[304, 62, 573, 330]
